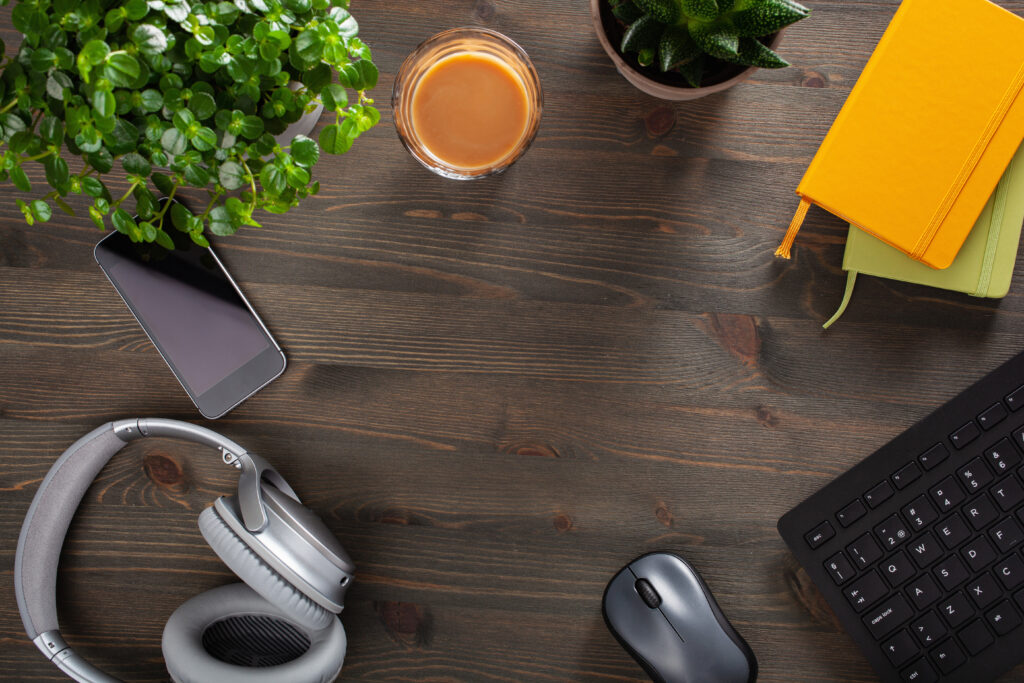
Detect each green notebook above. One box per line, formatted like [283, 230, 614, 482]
[824, 143, 1024, 328]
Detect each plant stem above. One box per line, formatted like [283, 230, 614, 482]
[154, 182, 179, 232]
[114, 180, 141, 208]
[240, 158, 257, 212]
[0, 99, 18, 115]
[21, 149, 53, 163]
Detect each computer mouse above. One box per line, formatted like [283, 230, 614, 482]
[602, 552, 757, 683]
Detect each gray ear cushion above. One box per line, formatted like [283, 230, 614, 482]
[162, 583, 345, 683]
[199, 506, 333, 632]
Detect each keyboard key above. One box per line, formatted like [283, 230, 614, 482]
[863, 594, 914, 639]
[938, 592, 973, 628]
[986, 438, 1021, 475]
[935, 556, 969, 591]
[986, 600, 1022, 635]
[902, 495, 938, 531]
[1015, 426, 1024, 451]
[836, 499, 866, 528]
[931, 477, 965, 513]
[882, 630, 918, 667]
[950, 421, 980, 449]
[991, 517, 1024, 553]
[847, 533, 883, 569]
[805, 521, 834, 549]
[977, 402, 1007, 430]
[962, 536, 996, 572]
[845, 571, 888, 613]
[907, 573, 942, 610]
[963, 494, 998, 530]
[865, 481, 895, 508]
[992, 475, 1024, 511]
[936, 513, 970, 549]
[824, 552, 855, 585]
[958, 458, 993, 493]
[958, 619, 994, 656]
[907, 532, 943, 568]
[931, 638, 966, 675]
[1014, 587, 1024, 614]
[901, 658, 938, 683]
[881, 551, 915, 587]
[919, 443, 950, 471]
[892, 462, 922, 490]
[876, 515, 911, 550]
[965, 573, 1000, 609]
[1007, 385, 1024, 411]
[911, 611, 946, 647]
[995, 555, 1024, 589]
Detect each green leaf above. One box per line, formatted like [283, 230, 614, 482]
[30, 200, 52, 223]
[17, 199, 34, 226]
[87, 148, 114, 173]
[111, 208, 134, 233]
[621, 15, 662, 56]
[351, 60, 378, 90]
[302, 63, 332, 92]
[81, 176, 106, 197]
[133, 24, 168, 55]
[46, 71, 73, 100]
[173, 108, 195, 132]
[321, 83, 347, 111]
[184, 163, 210, 187]
[189, 92, 216, 120]
[122, 152, 152, 176]
[104, 53, 141, 88]
[291, 29, 323, 67]
[161, 127, 188, 155]
[170, 202, 194, 231]
[40, 116, 64, 144]
[290, 135, 319, 167]
[659, 25, 702, 71]
[218, 160, 247, 190]
[89, 204, 106, 230]
[612, 0, 645, 23]
[731, 36, 789, 68]
[125, 0, 150, 20]
[155, 229, 175, 250]
[285, 165, 310, 188]
[44, 157, 70, 193]
[79, 40, 110, 67]
[194, 25, 216, 46]
[191, 126, 217, 150]
[678, 0, 718, 21]
[152, 172, 176, 196]
[30, 48, 58, 73]
[633, 0, 679, 23]
[318, 123, 352, 155]
[689, 21, 740, 60]
[191, 231, 210, 247]
[239, 115, 264, 139]
[283, 0, 310, 12]
[732, 0, 809, 38]
[105, 8, 126, 32]
[76, 126, 103, 153]
[329, 7, 358, 37]
[10, 165, 30, 192]
[139, 221, 157, 241]
[259, 162, 287, 195]
[208, 205, 237, 236]
[139, 89, 163, 112]
[91, 88, 116, 119]
[104, 118, 139, 156]
[55, 196, 75, 216]
[677, 54, 707, 88]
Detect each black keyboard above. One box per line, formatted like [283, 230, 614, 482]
[779, 350, 1024, 683]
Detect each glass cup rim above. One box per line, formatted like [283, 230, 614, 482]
[392, 27, 543, 180]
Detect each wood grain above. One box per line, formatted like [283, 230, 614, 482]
[5, 0, 1024, 680]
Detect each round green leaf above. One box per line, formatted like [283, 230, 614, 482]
[191, 126, 217, 150]
[321, 83, 347, 111]
[259, 162, 286, 195]
[30, 200, 52, 222]
[290, 135, 319, 167]
[184, 163, 211, 187]
[139, 89, 163, 112]
[10, 165, 31, 192]
[161, 127, 188, 155]
[111, 208, 136, 235]
[155, 229, 175, 250]
[239, 115, 263, 139]
[132, 24, 168, 55]
[218, 160, 246, 190]
[122, 152, 152, 176]
[318, 123, 352, 155]
[170, 202, 194, 231]
[81, 176, 106, 197]
[152, 172, 176, 196]
[91, 89, 115, 119]
[44, 157, 70, 193]
[189, 92, 216, 120]
[208, 205, 237, 236]
[104, 53, 141, 88]
[125, 0, 149, 20]
[30, 48, 58, 73]
[285, 165, 310, 188]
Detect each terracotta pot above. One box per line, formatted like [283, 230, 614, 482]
[590, 0, 783, 101]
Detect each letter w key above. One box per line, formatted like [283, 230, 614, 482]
[909, 532, 942, 568]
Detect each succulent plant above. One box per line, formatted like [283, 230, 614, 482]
[608, 0, 810, 87]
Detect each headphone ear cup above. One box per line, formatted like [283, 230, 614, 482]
[198, 506, 333, 631]
[162, 583, 346, 683]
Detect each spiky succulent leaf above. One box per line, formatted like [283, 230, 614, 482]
[678, 55, 707, 87]
[679, 0, 719, 21]
[733, 0, 810, 37]
[659, 26, 702, 72]
[717, 0, 736, 11]
[611, 0, 646, 23]
[688, 22, 740, 60]
[622, 15, 664, 56]
[638, 47, 656, 66]
[733, 36, 790, 67]
[633, 0, 680, 24]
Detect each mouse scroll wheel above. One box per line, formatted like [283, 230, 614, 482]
[634, 578, 662, 608]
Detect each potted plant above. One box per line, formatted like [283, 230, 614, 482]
[0, 0, 379, 246]
[592, 0, 810, 101]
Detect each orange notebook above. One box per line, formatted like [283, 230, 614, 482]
[777, 0, 1024, 269]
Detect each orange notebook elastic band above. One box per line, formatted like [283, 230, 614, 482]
[776, 197, 811, 259]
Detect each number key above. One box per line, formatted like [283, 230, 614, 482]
[958, 458, 993, 493]
[902, 495, 937, 531]
[824, 552, 855, 585]
[876, 515, 911, 550]
[986, 438, 1020, 474]
[931, 477, 965, 513]
[847, 533, 883, 569]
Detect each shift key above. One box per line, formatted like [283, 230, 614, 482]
[863, 594, 914, 639]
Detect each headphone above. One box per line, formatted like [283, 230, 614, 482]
[14, 418, 356, 683]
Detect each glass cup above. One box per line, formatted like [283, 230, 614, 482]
[392, 28, 543, 180]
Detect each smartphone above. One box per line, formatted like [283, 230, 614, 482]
[94, 220, 286, 419]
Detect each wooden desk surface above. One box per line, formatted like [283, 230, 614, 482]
[5, 0, 1024, 680]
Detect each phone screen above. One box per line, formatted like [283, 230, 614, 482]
[94, 228, 285, 417]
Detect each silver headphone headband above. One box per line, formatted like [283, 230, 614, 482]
[13, 419, 297, 683]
